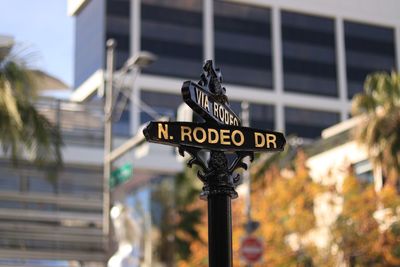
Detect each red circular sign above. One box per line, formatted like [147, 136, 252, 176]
[240, 236, 263, 264]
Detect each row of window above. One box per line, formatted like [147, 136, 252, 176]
[0, 165, 102, 196]
[105, 0, 397, 99]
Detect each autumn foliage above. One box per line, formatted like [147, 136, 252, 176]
[179, 151, 322, 266]
[177, 150, 400, 266]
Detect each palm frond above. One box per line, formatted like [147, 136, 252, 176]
[351, 71, 400, 188]
[0, 80, 22, 128]
[0, 43, 63, 181]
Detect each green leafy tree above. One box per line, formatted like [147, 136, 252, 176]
[174, 168, 204, 261]
[351, 71, 400, 188]
[0, 42, 62, 178]
[151, 167, 203, 266]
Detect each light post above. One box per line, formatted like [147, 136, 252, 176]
[103, 38, 156, 252]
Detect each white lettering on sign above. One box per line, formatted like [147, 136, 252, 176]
[213, 102, 239, 126]
[195, 88, 210, 112]
[194, 87, 239, 126]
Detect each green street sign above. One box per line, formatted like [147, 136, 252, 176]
[110, 163, 133, 188]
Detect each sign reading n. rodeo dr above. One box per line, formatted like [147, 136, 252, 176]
[143, 121, 285, 152]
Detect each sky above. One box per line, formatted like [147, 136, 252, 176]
[0, 0, 74, 86]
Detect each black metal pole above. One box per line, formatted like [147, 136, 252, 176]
[199, 151, 237, 267]
[208, 193, 233, 267]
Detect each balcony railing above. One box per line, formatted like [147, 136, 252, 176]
[0, 97, 107, 264]
[36, 98, 104, 146]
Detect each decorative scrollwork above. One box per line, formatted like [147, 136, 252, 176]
[180, 145, 254, 200]
[228, 151, 254, 174]
[178, 146, 208, 183]
[179, 60, 255, 200]
[198, 60, 228, 104]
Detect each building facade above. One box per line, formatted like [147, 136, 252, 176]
[0, 98, 106, 266]
[68, 0, 400, 265]
[71, 0, 400, 140]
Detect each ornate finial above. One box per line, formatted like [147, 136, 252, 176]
[198, 60, 228, 104]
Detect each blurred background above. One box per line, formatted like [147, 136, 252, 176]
[0, 0, 399, 266]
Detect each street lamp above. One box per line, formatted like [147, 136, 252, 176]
[122, 51, 157, 71]
[103, 38, 156, 252]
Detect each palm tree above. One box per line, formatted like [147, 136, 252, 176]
[0, 39, 62, 180]
[351, 71, 400, 189]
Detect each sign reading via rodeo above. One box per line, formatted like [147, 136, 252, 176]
[182, 80, 241, 126]
[181, 60, 240, 126]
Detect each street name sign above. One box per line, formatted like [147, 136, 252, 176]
[182, 81, 241, 126]
[110, 163, 133, 188]
[143, 121, 285, 152]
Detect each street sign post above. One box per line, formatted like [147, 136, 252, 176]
[240, 236, 263, 264]
[143, 60, 285, 267]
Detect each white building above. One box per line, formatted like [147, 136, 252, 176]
[70, 0, 400, 140]
[67, 0, 400, 265]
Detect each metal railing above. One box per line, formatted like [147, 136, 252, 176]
[36, 97, 105, 146]
[0, 96, 107, 265]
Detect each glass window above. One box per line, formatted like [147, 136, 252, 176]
[282, 11, 337, 97]
[214, 1, 272, 88]
[0, 169, 19, 191]
[285, 107, 340, 139]
[106, 0, 131, 69]
[353, 160, 374, 184]
[140, 91, 182, 123]
[344, 21, 396, 99]
[225, 101, 274, 129]
[29, 176, 55, 193]
[250, 103, 274, 130]
[141, 0, 203, 79]
[228, 100, 242, 118]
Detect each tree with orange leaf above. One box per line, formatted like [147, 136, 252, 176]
[331, 173, 381, 266]
[249, 150, 323, 266]
[179, 150, 324, 267]
[332, 171, 400, 266]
